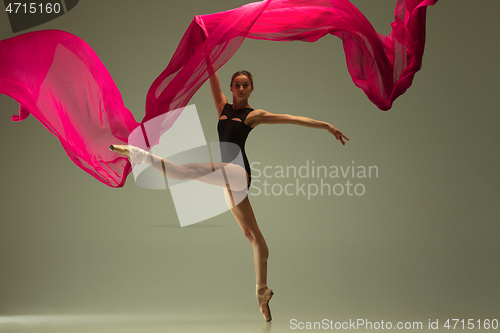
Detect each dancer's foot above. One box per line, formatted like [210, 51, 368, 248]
[110, 145, 130, 158]
[257, 287, 274, 322]
[110, 144, 148, 165]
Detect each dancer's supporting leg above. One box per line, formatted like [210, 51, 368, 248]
[229, 196, 273, 321]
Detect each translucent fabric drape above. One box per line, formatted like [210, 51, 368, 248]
[0, 0, 437, 187]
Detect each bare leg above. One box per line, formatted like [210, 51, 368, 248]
[229, 195, 273, 321]
[111, 145, 248, 191]
[112, 144, 270, 319]
[229, 196, 268, 284]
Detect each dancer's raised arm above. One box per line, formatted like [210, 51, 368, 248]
[209, 72, 228, 116]
[247, 110, 349, 145]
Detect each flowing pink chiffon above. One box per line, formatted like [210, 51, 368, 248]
[0, 0, 437, 187]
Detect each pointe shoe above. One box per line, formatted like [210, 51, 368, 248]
[109, 145, 129, 158]
[257, 288, 274, 322]
[110, 144, 148, 165]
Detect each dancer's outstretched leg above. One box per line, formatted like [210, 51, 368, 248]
[230, 196, 273, 322]
[110, 144, 249, 191]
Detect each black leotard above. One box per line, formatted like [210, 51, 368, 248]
[217, 103, 254, 187]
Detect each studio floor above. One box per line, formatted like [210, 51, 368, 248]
[2, 311, 491, 333]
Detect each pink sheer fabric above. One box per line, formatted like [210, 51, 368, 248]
[0, 30, 138, 187]
[0, 0, 437, 187]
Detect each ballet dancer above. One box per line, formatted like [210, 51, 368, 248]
[112, 70, 349, 321]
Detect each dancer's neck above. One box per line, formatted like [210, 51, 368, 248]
[232, 97, 251, 110]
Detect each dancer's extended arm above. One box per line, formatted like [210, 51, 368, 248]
[248, 111, 349, 145]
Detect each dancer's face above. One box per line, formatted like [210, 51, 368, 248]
[230, 75, 254, 100]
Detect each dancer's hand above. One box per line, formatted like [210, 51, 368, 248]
[327, 125, 349, 145]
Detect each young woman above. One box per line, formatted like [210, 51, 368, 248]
[112, 70, 348, 322]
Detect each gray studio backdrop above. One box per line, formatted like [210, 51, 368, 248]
[1, 0, 498, 323]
